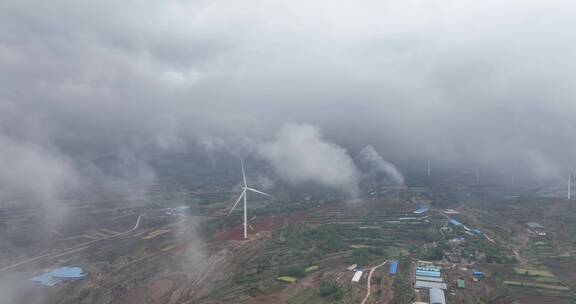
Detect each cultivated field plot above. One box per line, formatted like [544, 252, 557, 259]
[172, 195, 438, 304]
[467, 198, 576, 303]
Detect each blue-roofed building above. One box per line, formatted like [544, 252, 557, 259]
[416, 270, 442, 278]
[52, 267, 84, 279]
[389, 260, 398, 276]
[471, 229, 483, 236]
[31, 272, 61, 287]
[31, 267, 85, 287]
[449, 219, 463, 227]
[472, 271, 485, 278]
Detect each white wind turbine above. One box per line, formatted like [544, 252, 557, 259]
[569, 171, 572, 200]
[228, 160, 272, 239]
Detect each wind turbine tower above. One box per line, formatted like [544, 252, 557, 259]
[569, 170, 575, 200]
[229, 160, 272, 239]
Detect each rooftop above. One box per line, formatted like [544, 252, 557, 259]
[389, 260, 398, 275]
[471, 229, 483, 235]
[416, 270, 441, 278]
[416, 280, 447, 289]
[413, 207, 429, 215]
[429, 288, 446, 304]
[352, 270, 363, 282]
[527, 222, 544, 229]
[31, 267, 85, 287]
[449, 219, 463, 226]
[416, 276, 444, 282]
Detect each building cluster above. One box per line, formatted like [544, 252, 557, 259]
[414, 262, 446, 304]
[448, 219, 483, 237]
[348, 260, 398, 284]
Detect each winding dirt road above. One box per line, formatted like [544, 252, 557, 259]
[0, 214, 145, 272]
[360, 260, 387, 304]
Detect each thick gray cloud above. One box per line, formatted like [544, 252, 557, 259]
[1, 0, 576, 205]
[257, 123, 360, 197]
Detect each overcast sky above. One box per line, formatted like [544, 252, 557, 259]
[2, 0, 576, 203]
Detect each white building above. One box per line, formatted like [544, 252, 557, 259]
[352, 270, 363, 282]
[429, 288, 446, 304]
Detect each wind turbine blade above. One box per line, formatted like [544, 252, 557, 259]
[228, 189, 246, 215]
[246, 187, 273, 197]
[241, 159, 247, 188]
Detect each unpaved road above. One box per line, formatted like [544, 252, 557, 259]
[0, 214, 145, 272]
[360, 260, 387, 304]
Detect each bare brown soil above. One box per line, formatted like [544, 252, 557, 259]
[214, 211, 307, 241]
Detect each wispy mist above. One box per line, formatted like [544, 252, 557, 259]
[358, 145, 405, 186]
[1, 1, 576, 302]
[257, 123, 360, 198]
[0, 134, 81, 222]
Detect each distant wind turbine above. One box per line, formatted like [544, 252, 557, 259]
[228, 160, 273, 239]
[569, 170, 574, 200]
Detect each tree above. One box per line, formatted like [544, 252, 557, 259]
[278, 266, 306, 278]
[319, 279, 342, 300]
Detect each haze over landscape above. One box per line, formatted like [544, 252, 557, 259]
[2, 1, 576, 304]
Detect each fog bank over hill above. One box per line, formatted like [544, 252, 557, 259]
[1, 0, 576, 205]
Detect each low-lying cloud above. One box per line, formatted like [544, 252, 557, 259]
[358, 145, 405, 186]
[0, 0, 576, 211]
[257, 123, 360, 198]
[0, 134, 81, 221]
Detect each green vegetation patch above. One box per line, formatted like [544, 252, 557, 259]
[305, 265, 319, 273]
[279, 266, 307, 278]
[287, 288, 331, 304]
[318, 279, 343, 301]
[276, 276, 298, 283]
[385, 246, 408, 257]
[533, 241, 549, 246]
[503, 280, 570, 291]
[391, 257, 414, 304]
[348, 247, 388, 265]
[533, 276, 562, 283]
[514, 268, 555, 277]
